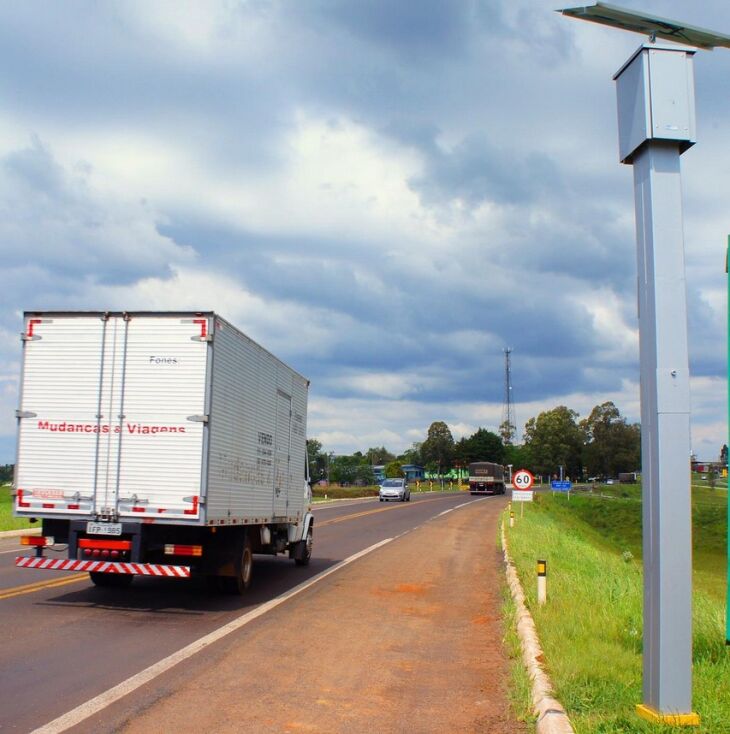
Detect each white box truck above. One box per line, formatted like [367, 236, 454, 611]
[13, 311, 313, 593]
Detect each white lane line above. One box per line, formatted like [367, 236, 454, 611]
[453, 498, 487, 510]
[0, 548, 22, 555]
[32, 537, 394, 734]
[434, 495, 491, 519]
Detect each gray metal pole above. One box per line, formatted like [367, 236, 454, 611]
[633, 140, 693, 713]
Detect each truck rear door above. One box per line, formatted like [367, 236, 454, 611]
[15, 314, 209, 521]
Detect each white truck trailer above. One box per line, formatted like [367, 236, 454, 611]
[13, 311, 313, 593]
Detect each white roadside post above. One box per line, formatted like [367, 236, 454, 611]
[537, 559, 547, 606]
[557, 3, 730, 726]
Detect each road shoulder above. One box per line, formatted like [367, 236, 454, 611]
[116, 498, 524, 733]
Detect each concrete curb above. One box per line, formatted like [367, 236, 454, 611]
[502, 522, 575, 734]
[0, 527, 40, 539]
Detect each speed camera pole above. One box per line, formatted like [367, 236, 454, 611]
[559, 6, 730, 724]
[555, 1, 730, 723]
[613, 43, 698, 725]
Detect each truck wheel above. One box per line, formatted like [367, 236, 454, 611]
[89, 572, 134, 588]
[295, 527, 313, 567]
[221, 533, 253, 595]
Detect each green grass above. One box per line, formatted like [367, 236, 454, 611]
[505, 486, 730, 733]
[502, 584, 537, 728]
[0, 484, 32, 531]
[312, 484, 380, 501]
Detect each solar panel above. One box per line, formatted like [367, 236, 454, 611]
[559, 2, 730, 50]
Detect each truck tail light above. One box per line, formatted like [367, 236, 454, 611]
[21, 535, 54, 547]
[164, 545, 202, 557]
[78, 539, 132, 551]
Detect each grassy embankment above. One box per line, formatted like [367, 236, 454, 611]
[0, 484, 31, 532]
[505, 482, 729, 733]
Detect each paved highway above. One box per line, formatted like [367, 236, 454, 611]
[0, 491, 508, 733]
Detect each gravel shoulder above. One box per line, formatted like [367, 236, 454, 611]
[119, 498, 525, 733]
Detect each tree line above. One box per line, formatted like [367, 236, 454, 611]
[308, 400, 641, 484]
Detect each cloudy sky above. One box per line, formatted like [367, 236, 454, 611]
[1, 0, 729, 464]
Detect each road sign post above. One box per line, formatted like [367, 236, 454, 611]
[512, 470, 534, 517]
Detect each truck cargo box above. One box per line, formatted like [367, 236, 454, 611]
[15, 312, 309, 528]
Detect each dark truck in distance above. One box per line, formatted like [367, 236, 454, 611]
[468, 462, 506, 495]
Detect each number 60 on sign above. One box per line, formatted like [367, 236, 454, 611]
[513, 469, 534, 490]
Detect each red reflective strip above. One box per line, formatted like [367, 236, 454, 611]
[184, 496, 199, 516]
[42, 503, 55, 509]
[17, 489, 31, 508]
[193, 319, 207, 338]
[27, 319, 42, 337]
[67, 504, 80, 510]
[78, 539, 132, 551]
[132, 507, 146, 513]
[15, 557, 191, 576]
[157, 508, 166, 513]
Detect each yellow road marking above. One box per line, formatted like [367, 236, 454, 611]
[317, 495, 453, 527]
[0, 572, 88, 601]
[1, 496, 461, 599]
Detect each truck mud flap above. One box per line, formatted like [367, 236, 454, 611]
[15, 557, 190, 577]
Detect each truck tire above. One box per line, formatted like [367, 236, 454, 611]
[295, 526, 313, 567]
[221, 532, 253, 595]
[89, 572, 134, 588]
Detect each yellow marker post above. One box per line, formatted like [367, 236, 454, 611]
[537, 559, 547, 606]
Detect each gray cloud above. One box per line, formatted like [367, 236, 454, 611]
[0, 0, 728, 461]
[0, 136, 193, 286]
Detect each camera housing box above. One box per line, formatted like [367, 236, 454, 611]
[614, 43, 696, 164]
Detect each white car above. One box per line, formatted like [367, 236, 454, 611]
[379, 478, 410, 502]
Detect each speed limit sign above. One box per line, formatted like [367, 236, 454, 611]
[513, 469, 534, 491]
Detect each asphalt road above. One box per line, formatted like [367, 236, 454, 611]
[0, 491, 509, 733]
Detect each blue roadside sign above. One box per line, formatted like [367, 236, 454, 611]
[551, 480, 572, 491]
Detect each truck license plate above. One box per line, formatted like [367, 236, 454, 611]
[86, 522, 122, 536]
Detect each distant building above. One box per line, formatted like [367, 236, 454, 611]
[691, 460, 723, 475]
[373, 465, 386, 483]
[401, 464, 425, 481]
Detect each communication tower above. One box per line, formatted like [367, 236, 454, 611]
[500, 348, 516, 445]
